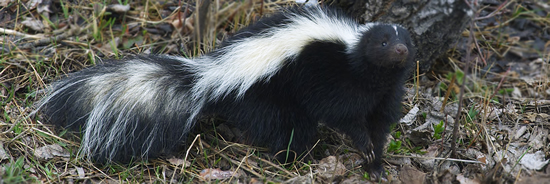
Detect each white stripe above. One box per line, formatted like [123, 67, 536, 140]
[184, 7, 370, 125]
[72, 58, 195, 160]
[191, 6, 367, 100]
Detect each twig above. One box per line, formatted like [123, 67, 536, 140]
[474, 0, 510, 21]
[235, 148, 295, 177]
[387, 154, 484, 164]
[206, 134, 295, 177]
[0, 28, 44, 39]
[177, 134, 201, 176]
[201, 142, 266, 179]
[20, 25, 83, 49]
[452, 0, 477, 158]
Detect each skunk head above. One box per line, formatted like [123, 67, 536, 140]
[351, 24, 415, 69]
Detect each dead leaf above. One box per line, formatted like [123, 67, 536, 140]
[167, 157, 190, 167]
[34, 144, 70, 160]
[522, 112, 550, 123]
[316, 156, 346, 179]
[399, 165, 426, 184]
[283, 176, 312, 184]
[170, 13, 194, 36]
[26, 0, 41, 9]
[200, 168, 238, 180]
[339, 153, 364, 168]
[0, 142, 10, 160]
[21, 18, 45, 32]
[0, 0, 14, 7]
[37, 0, 52, 14]
[108, 4, 130, 13]
[516, 165, 550, 184]
[99, 37, 121, 55]
[514, 125, 527, 140]
[512, 87, 522, 98]
[527, 126, 548, 150]
[400, 104, 419, 125]
[415, 144, 439, 170]
[520, 151, 549, 170]
[457, 174, 480, 184]
[76, 166, 85, 178]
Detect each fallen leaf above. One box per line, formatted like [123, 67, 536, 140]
[200, 168, 238, 180]
[0, 0, 15, 7]
[400, 104, 419, 125]
[108, 4, 130, 13]
[457, 174, 480, 184]
[399, 165, 426, 184]
[76, 167, 85, 178]
[21, 18, 45, 32]
[520, 151, 549, 170]
[316, 156, 346, 179]
[0, 142, 10, 160]
[167, 157, 190, 167]
[34, 144, 70, 160]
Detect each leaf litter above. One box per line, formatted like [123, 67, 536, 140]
[0, 0, 548, 183]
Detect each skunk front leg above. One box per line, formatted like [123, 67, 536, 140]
[364, 89, 405, 179]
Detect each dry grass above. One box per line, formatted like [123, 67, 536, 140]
[1, 0, 308, 183]
[0, 0, 549, 183]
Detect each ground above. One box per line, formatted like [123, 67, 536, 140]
[0, 0, 548, 183]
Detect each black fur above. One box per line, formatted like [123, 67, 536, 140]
[38, 6, 415, 178]
[41, 56, 196, 162]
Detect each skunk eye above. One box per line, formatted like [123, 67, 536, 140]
[382, 42, 387, 46]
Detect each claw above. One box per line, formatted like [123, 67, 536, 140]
[362, 150, 376, 163]
[361, 152, 368, 161]
[369, 155, 374, 163]
[369, 151, 375, 163]
[360, 141, 376, 163]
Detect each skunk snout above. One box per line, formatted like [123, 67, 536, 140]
[395, 44, 408, 55]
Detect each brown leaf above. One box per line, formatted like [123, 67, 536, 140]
[34, 144, 70, 160]
[167, 157, 190, 167]
[399, 165, 426, 184]
[200, 168, 238, 181]
[316, 156, 347, 179]
[21, 18, 45, 32]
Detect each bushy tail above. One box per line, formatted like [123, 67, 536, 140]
[38, 55, 197, 163]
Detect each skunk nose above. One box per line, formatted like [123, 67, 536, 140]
[395, 44, 408, 55]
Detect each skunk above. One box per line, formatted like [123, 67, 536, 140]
[37, 6, 415, 177]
